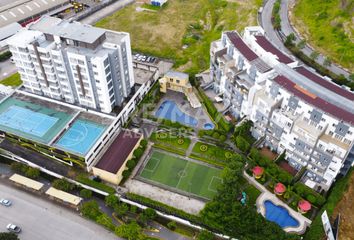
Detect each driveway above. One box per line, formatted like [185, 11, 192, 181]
[0, 182, 120, 240]
[0, 59, 17, 81]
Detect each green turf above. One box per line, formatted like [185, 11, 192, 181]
[0, 73, 22, 87]
[140, 150, 222, 199]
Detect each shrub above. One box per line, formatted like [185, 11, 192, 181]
[96, 213, 115, 231]
[126, 159, 137, 169]
[0, 51, 12, 62]
[122, 169, 131, 179]
[114, 202, 129, 217]
[140, 139, 148, 148]
[200, 144, 208, 152]
[115, 221, 143, 240]
[212, 132, 220, 139]
[105, 194, 119, 208]
[219, 135, 227, 142]
[52, 178, 75, 192]
[197, 230, 214, 240]
[80, 189, 92, 199]
[167, 221, 177, 230]
[25, 167, 40, 180]
[306, 194, 316, 204]
[0, 232, 19, 240]
[130, 205, 138, 214]
[225, 152, 233, 159]
[80, 200, 101, 221]
[133, 148, 144, 159]
[235, 136, 250, 152]
[76, 175, 115, 194]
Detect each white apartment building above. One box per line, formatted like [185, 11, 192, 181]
[210, 26, 354, 191]
[7, 16, 134, 113]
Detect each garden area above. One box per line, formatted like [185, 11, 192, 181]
[0, 73, 22, 87]
[96, 0, 262, 74]
[150, 131, 191, 155]
[190, 141, 239, 167]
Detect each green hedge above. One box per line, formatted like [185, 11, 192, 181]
[0, 51, 12, 62]
[76, 175, 115, 194]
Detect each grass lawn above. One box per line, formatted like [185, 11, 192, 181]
[0, 73, 22, 87]
[150, 131, 191, 155]
[190, 141, 237, 166]
[292, 0, 354, 71]
[96, 0, 262, 73]
[140, 150, 223, 199]
[243, 184, 261, 206]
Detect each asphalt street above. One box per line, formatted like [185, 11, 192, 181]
[0, 59, 17, 81]
[0, 182, 120, 240]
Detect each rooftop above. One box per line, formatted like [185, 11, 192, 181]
[95, 129, 142, 174]
[165, 71, 189, 80]
[0, 0, 68, 28]
[226, 31, 258, 61]
[29, 16, 105, 44]
[255, 36, 294, 64]
[274, 75, 354, 125]
[295, 66, 354, 101]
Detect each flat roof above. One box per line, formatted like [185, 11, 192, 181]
[0, 22, 22, 41]
[95, 129, 142, 174]
[46, 187, 82, 206]
[295, 66, 354, 101]
[165, 71, 189, 80]
[29, 16, 106, 44]
[0, 0, 68, 28]
[274, 75, 354, 125]
[255, 36, 294, 64]
[9, 173, 44, 190]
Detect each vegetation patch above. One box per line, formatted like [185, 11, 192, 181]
[0, 73, 22, 87]
[292, 0, 354, 72]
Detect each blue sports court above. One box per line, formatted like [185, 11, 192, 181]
[0, 106, 58, 137]
[55, 119, 106, 155]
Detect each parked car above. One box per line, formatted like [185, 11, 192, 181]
[7, 224, 21, 233]
[141, 55, 147, 62]
[134, 54, 140, 60]
[0, 199, 11, 207]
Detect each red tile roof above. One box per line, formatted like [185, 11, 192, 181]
[226, 31, 258, 61]
[296, 67, 354, 101]
[252, 166, 264, 176]
[298, 200, 311, 211]
[95, 130, 142, 174]
[255, 36, 294, 64]
[274, 183, 286, 193]
[274, 75, 354, 125]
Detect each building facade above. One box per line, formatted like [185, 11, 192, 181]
[7, 16, 134, 113]
[210, 26, 354, 191]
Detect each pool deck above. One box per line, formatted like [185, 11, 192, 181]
[243, 170, 312, 234]
[154, 91, 214, 129]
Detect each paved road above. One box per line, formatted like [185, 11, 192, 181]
[260, 0, 351, 78]
[0, 182, 120, 240]
[0, 59, 17, 81]
[80, 0, 134, 25]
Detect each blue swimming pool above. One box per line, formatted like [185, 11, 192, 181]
[264, 200, 299, 228]
[203, 123, 214, 130]
[155, 100, 198, 127]
[55, 120, 105, 155]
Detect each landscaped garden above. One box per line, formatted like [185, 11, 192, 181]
[96, 0, 262, 74]
[150, 131, 191, 156]
[291, 0, 354, 72]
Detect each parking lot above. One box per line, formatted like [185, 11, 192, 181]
[0, 182, 119, 240]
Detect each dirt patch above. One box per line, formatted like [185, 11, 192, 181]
[332, 173, 354, 240]
[260, 147, 278, 161]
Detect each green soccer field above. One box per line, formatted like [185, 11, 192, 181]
[140, 150, 223, 200]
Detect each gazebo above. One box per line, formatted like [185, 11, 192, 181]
[252, 166, 264, 179]
[298, 200, 311, 214]
[274, 183, 286, 195]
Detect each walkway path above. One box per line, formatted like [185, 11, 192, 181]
[260, 0, 351, 78]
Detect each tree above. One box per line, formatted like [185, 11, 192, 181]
[140, 139, 148, 148]
[105, 194, 119, 208]
[80, 200, 101, 221]
[126, 159, 136, 169]
[25, 167, 40, 179]
[114, 202, 129, 217]
[96, 213, 115, 231]
[122, 169, 131, 179]
[133, 148, 144, 159]
[297, 39, 306, 49]
[306, 194, 316, 204]
[167, 221, 177, 230]
[130, 205, 138, 214]
[80, 189, 92, 199]
[0, 232, 19, 240]
[235, 136, 250, 153]
[139, 208, 157, 225]
[197, 230, 214, 240]
[52, 178, 75, 192]
[310, 51, 320, 60]
[115, 221, 144, 240]
[10, 162, 27, 173]
[285, 33, 296, 46]
[323, 57, 332, 66]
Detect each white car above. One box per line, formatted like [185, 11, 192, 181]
[0, 199, 11, 207]
[7, 223, 21, 233]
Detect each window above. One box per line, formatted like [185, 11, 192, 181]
[104, 58, 109, 66]
[176, 80, 180, 84]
